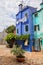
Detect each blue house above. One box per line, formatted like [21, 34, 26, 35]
[16, 4, 36, 52]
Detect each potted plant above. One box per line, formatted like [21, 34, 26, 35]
[5, 33, 15, 48]
[15, 34, 30, 46]
[11, 45, 25, 62]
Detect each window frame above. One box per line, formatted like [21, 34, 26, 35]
[34, 12, 38, 17]
[25, 24, 29, 32]
[34, 25, 40, 31]
[25, 13, 28, 18]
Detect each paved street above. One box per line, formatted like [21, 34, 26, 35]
[0, 45, 12, 56]
[0, 45, 43, 65]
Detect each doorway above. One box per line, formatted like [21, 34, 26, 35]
[33, 39, 41, 52]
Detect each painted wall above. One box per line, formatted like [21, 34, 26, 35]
[21, 9, 30, 35]
[16, 12, 22, 35]
[16, 12, 21, 21]
[16, 23, 21, 35]
[16, 6, 36, 51]
[33, 12, 40, 39]
[16, 6, 36, 36]
[33, 8, 43, 39]
[33, 4, 43, 50]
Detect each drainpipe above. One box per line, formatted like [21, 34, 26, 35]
[21, 12, 22, 35]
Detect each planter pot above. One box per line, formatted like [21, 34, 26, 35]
[6, 44, 13, 48]
[16, 56, 25, 62]
[9, 44, 13, 48]
[16, 40, 24, 45]
[16, 57, 25, 62]
[7, 40, 14, 48]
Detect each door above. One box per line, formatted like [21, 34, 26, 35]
[34, 39, 41, 51]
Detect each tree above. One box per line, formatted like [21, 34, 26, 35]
[5, 25, 16, 33]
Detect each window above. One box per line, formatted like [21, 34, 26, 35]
[17, 29, 19, 33]
[37, 25, 40, 30]
[25, 25, 28, 32]
[34, 25, 40, 31]
[25, 13, 28, 18]
[34, 25, 36, 31]
[34, 13, 38, 17]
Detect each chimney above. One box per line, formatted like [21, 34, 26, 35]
[19, 4, 23, 11]
[40, 0, 43, 8]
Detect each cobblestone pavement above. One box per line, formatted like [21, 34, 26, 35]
[0, 45, 43, 65]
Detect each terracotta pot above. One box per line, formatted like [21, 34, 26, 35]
[16, 56, 25, 62]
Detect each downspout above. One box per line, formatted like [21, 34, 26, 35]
[21, 12, 22, 35]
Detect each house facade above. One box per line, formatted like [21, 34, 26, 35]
[33, 2, 43, 51]
[16, 5, 36, 36]
[16, 1, 43, 52]
[16, 4, 36, 51]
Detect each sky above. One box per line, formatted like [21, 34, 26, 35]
[0, 0, 42, 32]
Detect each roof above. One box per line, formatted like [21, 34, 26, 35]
[16, 6, 36, 16]
[33, 2, 43, 14]
[32, 8, 43, 14]
[40, 3, 43, 5]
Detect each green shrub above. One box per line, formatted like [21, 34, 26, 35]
[5, 33, 30, 41]
[5, 33, 30, 48]
[15, 34, 30, 40]
[5, 25, 16, 33]
[5, 33, 15, 41]
[5, 33, 15, 48]
[19, 34, 30, 40]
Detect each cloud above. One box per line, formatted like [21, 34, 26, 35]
[0, 0, 41, 32]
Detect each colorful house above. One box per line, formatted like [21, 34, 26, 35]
[16, 4, 36, 52]
[16, 1, 43, 52]
[33, 1, 43, 51]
